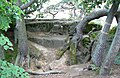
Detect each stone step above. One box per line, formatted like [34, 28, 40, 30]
[27, 31, 67, 48]
[28, 41, 58, 70]
[28, 40, 57, 61]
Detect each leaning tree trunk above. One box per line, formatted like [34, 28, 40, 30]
[71, 9, 108, 64]
[58, 9, 120, 64]
[59, 9, 110, 64]
[100, 12, 120, 75]
[91, 2, 119, 67]
[15, 16, 29, 68]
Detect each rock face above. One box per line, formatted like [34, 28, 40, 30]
[28, 41, 42, 58]
[26, 21, 70, 71]
[29, 35, 67, 48]
[27, 31, 67, 48]
[27, 32, 68, 71]
[28, 41, 57, 70]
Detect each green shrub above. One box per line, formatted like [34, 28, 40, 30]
[0, 60, 29, 78]
[0, 34, 13, 51]
[109, 26, 117, 40]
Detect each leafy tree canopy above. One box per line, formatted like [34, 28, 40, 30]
[0, 0, 25, 31]
[0, 0, 25, 50]
[62, 0, 119, 13]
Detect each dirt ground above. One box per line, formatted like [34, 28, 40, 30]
[29, 63, 120, 78]
[27, 32, 120, 78]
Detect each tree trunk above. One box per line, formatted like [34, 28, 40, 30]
[91, 2, 119, 67]
[100, 13, 120, 75]
[14, 0, 29, 69]
[59, 8, 120, 64]
[0, 46, 5, 60]
[0, 31, 5, 60]
[71, 9, 108, 63]
[15, 16, 29, 68]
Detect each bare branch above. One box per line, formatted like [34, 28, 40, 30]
[20, 0, 36, 10]
[25, 1, 43, 14]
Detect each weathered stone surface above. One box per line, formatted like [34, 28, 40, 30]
[28, 32, 67, 48]
[48, 53, 68, 70]
[28, 41, 58, 70]
[28, 41, 42, 58]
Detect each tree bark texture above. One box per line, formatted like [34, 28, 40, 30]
[72, 9, 109, 44]
[71, 9, 108, 63]
[72, 8, 120, 45]
[15, 16, 29, 68]
[0, 46, 5, 60]
[91, 2, 119, 67]
[63, 8, 120, 64]
[20, 0, 36, 10]
[0, 31, 5, 60]
[15, 0, 36, 68]
[100, 12, 120, 75]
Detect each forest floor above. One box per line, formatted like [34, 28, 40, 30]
[27, 32, 120, 78]
[30, 63, 120, 78]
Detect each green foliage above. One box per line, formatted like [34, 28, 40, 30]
[0, 60, 30, 78]
[56, 49, 65, 59]
[82, 36, 90, 47]
[89, 64, 99, 71]
[109, 27, 116, 34]
[90, 31, 99, 39]
[5, 44, 18, 62]
[25, 0, 49, 15]
[0, 34, 13, 51]
[0, 0, 24, 51]
[62, 0, 118, 13]
[109, 26, 116, 39]
[82, 31, 99, 48]
[21, 0, 29, 3]
[89, 64, 100, 74]
[0, 0, 24, 31]
[69, 42, 77, 65]
[83, 22, 102, 34]
[82, 22, 102, 48]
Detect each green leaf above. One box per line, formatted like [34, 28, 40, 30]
[3, 45, 9, 50]
[0, 60, 30, 78]
[1, 75, 6, 78]
[0, 37, 6, 46]
[9, 47, 14, 51]
[1, 60, 7, 66]
[7, 41, 13, 46]
[4, 37, 10, 42]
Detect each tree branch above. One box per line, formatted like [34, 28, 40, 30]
[71, 9, 108, 44]
[25, 1, 43, 14]
[72, 8, 120, 43]
[20, 0, 36, 10]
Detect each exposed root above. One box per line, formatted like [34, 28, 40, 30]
[26, 70, 65, 75]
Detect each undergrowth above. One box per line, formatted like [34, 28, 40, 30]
[0, 60, 30, 78]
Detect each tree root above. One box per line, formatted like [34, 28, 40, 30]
[26, 70, 65, 75]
